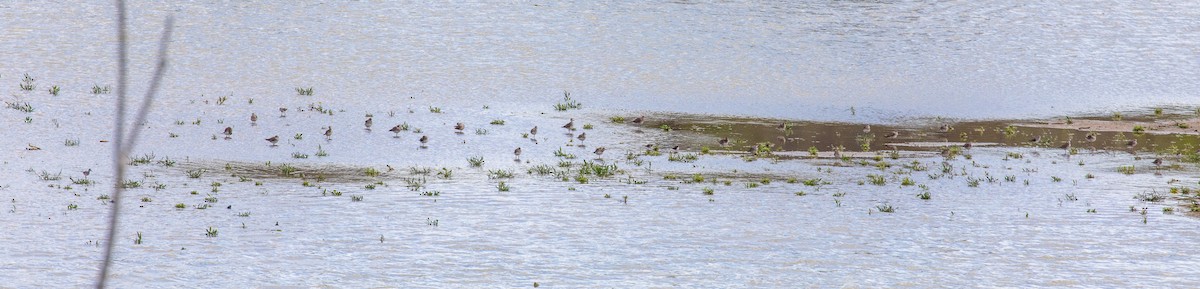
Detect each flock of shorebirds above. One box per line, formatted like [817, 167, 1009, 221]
[213, 108, 1164, 167]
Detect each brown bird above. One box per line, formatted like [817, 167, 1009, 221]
[672, 145, 680, 152]
[577, 132, 587, 141]
[223, 127, 233, 140]
[963, 142, 973, 149]
[885, 131, 899, 139]
[279, 107, 288, 117]
[454, 122, 465, 132]
[593, 147, 606, 157]
[365, 118, 373, 130]
[1028, 135, 1042, 144]
[324, 127, 332, 139]
[530, 126, 538, 136]
[777, 122, 787, 130]
[514, 147, 522, 159]
[563, 118, 575, 130]
[1085, 133, 1097, 143]
[250, 113, 257, 123]
[389, 125, 403, 137]
[938, 124, 951, 133]
[718, 137, 729, 147]
[1153, 158, 1163, 167]
[419, 135, 429, 147]
[1126, 139, 1137, 149]
[265, 135, 279, 146]
[863, 125, 871, 133]
[632, 116, 644, 124]
[1059, 141, 1071, 150]
[82, 168, 91, 177]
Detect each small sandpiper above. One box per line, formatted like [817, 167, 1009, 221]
[577, 132, 587, 142]
[632, 116, 644, 124]
[863, 125, 871, 133]
[82, 168, 91, 177]
[514, 147, 522, 159]
[1153, 158, 1163, 167]
[963, 142, 973, 149]
[250, 113, 257, 124]
[454, 122, 465, 133]
[777, 122, 787, 130]
[265, 135, 279, 146]
[1126, 139, 1137, 149]
[530, 126, 538, 136]
[365, 118, 373, 130]
[885, 131, 899, 139]
[1085, 133, 1097, 143]
[389, 125, 403, 137]
[563, 118, 575, 131]
[1059, 141, 1071, 150]
[324, 127, 332, 139]
[419, 135, 429, 148]
[1028, 135, 1042, 144]
[223, 127, 233, 140]
[279, 107, 288, 117]
[718, 137, 729, 147]
[938, 124, 951, 133]
[593, 147, 606, 157]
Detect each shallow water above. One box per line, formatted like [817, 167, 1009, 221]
[2, 1, 1199, 121]
[4, 1, 1200, 288]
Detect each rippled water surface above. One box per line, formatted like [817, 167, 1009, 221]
[3, 1, 1200, 288]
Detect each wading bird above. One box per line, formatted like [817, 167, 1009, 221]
[265, 135, 279, 146]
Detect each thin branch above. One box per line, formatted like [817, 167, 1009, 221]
[96, 11, 174, 289]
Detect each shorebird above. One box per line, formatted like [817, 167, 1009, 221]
[863, 125, 871, 133]
[530, 126, 538, 136]
[265, 135, 279, 146]
[593, 147, 606, 157]
[279, 107, 288, 117]
[885, 131, 899, 139]
[250, 113, 257, 123]
[389, 125, 403, 137]
[632, 116, 644, 124]
[1028, 135, 1042, 144]
[563, 118, 575, 131]
[454, 122, 465, 133]
[938, 124, 951, 133]
[419, 135, 429, 148]
[777, 122, 787, 130]
[1126, 139, 1137, 149]
[1085, 133, 1097, 143]
[672, 145, 680, 152]
[364, 118, 373, 130]
[324, 127, 332, 139]
[1059, 141, 1071, 150]
[82, 168, 91, 177]
[963, 142, 973, 150]
[577, 132, 587, 142]
[1153, 158, 1163, 167]
[514, 147, 522, 159]
[718, 137, 729, 147]
[223, 127, 233, 140]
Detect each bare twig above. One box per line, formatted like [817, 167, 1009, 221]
[96, 1, 174, 286]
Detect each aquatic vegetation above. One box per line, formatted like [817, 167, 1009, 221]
[497, 182, 510, 192]
[19, 74, 35, 91]
[351, 195, 364, 202]
[1135, 191, 1166, 202]
[121, 180, 141, 189]
[1132, 126, 1145, 134]
[295, 87, 313, 96]
[468, 156, 485, 167]
[917, 191, 931, 200]
[6, 101, 34, 113]
[867, 174, 886, 186]
[174, 203, 186, 209]
[68, 203, 79, 210]
[291, 152, 309, 159]
[364, 167, 381, 177]
[428, 106, 442, 113]
[610, 116, 626, 123]
[409, 166, 432, 175]
[279, 164, 298, 176]
[875, 204, 895, 213]
[579, 160, 618, 177]
[187, 169, 204, 178]
[1117, 165, 1136, 175]
[294, 133, 304, 140]
[901, 177, 915, 186]
[490, 119, 505, 125]
[206, 227, 218, 237]
[420, 191, 439, 196]
[129, 153, 155, 165]
[668, 153, 698, 163]
[315, 145, 328, 157]
[475, 128, 489, 135]
[92, 84, 111, 94]
[405, 178, 427, 191]
[659, 124, 672, 132]
[553, 91, 582, 111]
[436, 168, 454, 179]
[702, 187, 714, 195]
[583, 124, 594, 129]
[35, 170, 62, 181]
[554, 148, 576, 159]
[48, 85, 60, 96]
[488, 169, 514, 179]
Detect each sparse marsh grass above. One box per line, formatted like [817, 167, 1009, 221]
[187, 169, 204, 178]
[295, 87, 313, 96]
[48, 85, 60, 96]
[917, 191, 931, 200]
[867, 174, 886, 186]
[668, 153, 699, 163]
[437, 168, 454, 179]
[315, 146, 328, 157]
[528, 164, 556, 175]
[610, 116, 625, 123]
[92, 84, 111, 94]
[206, 227, 219, 237]
[129, 153, 155, 165]
[1117, 165, 1136, 175]
[497, 181, 510, 191]
[5, 101, 34, 113]
[468, 156, 485, 167]
[875, 203, 895, 213]
[1136, 191, 1166, 202]
[35, 170, 62, 181]
[488, 169, 514, 179]
[19, 74, 35, 91]
[428, 106, 442, 113]
[554, 91, 582, 111]
[409, 166, 432, 175]
[364, 167, 381, 177]
[292, 152, 309, 159]
[579, 160, 617, 177]
[475, 128, 489, 135]
[702, 187, 714, 195]
[490, 119, 505, 125]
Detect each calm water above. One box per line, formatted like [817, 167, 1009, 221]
[3, 1, 1199, 121]
[4, 1, 1200, 288]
